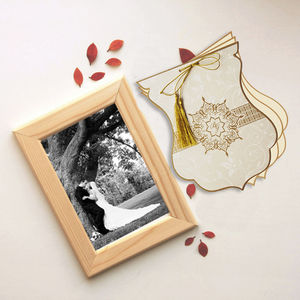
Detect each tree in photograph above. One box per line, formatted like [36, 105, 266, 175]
[43, 104, 155, 237]
[43, 105, 125, 236]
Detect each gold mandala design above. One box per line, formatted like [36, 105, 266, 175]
[189, 98, 243, 155]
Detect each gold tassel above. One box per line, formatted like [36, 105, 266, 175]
[159, 52, 220, 152]
[175, 93, 197, 149]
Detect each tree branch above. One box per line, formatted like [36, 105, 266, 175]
[105, 134, 141, 156]
[99, 119, 124, 134]
[86, 104, 118, 135]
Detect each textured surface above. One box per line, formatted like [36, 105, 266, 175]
[1, 0, 300, 299]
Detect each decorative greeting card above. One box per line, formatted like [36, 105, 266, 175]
[137, 32, 287, 191]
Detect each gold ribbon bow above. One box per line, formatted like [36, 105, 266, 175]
[160, 52, 220, 150]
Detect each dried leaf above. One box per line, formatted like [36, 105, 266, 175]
[87, 43, 98, 65]
[198, 240, 208, 257]
[73, 68, 83, 87]
[186, 183, 196, 198]
[89, 72, 105, 81]
[185, 236, 195, 246]
[107, 39, 124, 51]
[179, 48, 195, 63]
[202, 231, 215, 238]
[106, 58, 122, 66]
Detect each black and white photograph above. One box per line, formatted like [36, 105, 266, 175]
[42, 103, 169, 250]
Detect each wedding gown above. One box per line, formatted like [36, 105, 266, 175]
[89, 182, 160, 231]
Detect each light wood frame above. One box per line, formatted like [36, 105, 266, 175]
[13, 76, 197, 277]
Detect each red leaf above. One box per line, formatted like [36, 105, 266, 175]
[198, 240, 208, 257]
[89, 72, 105, 81]
[107, 39, 124, 51]
[203, 231, 215, 238]
[106, 58, 122, 66]
[184, 236, 195, 246]
[186, 184, 196, 198]
[87, 43, 98, 65]
[179, 48, 195, 63]
[73, 68, 83, 87]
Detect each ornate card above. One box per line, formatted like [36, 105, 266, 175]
[137, 32, 287, 191]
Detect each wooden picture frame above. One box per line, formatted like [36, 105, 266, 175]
[13, 76, 197, 277]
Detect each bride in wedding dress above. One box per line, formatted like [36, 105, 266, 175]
[85, 181, 160, 231]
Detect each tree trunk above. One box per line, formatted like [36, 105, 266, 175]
[45, 106, 122, 238]
[52, 120, 95, 237]
[47, 134, 66, 172]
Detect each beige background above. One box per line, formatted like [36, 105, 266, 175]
[1, 0, 299, 299]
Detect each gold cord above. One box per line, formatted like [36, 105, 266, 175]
[160, 52, 220, 97]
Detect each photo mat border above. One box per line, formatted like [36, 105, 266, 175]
[13, 76, 197, 277]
